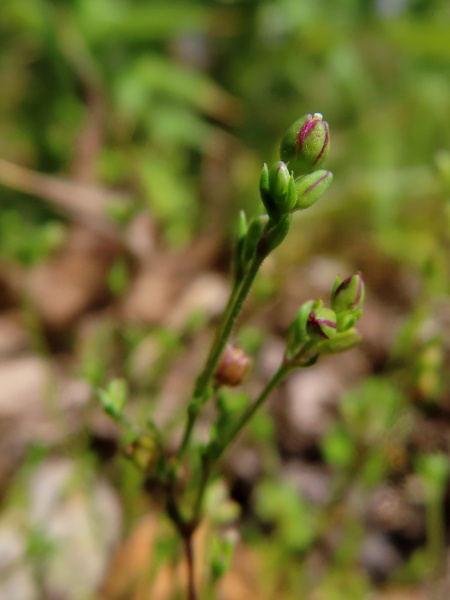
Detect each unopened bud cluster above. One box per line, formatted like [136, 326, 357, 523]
[286, 273, 365, 366]
[260, 113, 333, 221]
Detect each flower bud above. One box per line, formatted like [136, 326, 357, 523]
[306, 307, 337, 341]
[214, 344, 252, 387]
[260, 161, 296, 219]
[294, 170, 333, 210]
[331, 272, 365, 313]
[280, 113, 330, 176]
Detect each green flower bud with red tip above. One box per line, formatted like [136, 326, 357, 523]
[280, 113, 330, 177]
[260, 161, 297, 220]
[306, 306, 337, 342]
[294, 169, 333, 211]
[331, 272, 365, 313]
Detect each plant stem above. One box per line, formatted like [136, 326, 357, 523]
[189, 361, 293, 524]
[176, 281, 241, 461]
[215, 361, 292, 461]
[166, 489, 198, 600]
[185, 533, 197, 600]
[195, 254, 263, 399]
[177, 253, 264, 459]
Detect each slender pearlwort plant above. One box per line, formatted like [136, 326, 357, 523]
[99, 114, 365, 600]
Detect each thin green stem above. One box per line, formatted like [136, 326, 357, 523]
[176, 279, 242, 460]
[166, 485, 198, 600]
[215, 360, 293, 461]
[177, 402, 201, 461]
[177, 253, 264, 459]
[190, 361, 293, 526]
[194, 255, 263, 399]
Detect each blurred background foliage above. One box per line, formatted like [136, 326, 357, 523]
[1, 0, 450, 599]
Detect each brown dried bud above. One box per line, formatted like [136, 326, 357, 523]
[214, 344, 252, 387]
